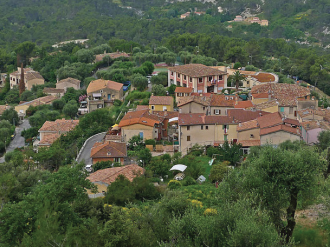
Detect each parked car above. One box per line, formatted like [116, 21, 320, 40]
[85, 164, 93, 173]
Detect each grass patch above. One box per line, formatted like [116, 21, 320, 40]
[293, 224, 326, 247]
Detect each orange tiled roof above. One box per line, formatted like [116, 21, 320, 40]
[149, 96, 173, 105]
[57, 77, 80, 86]
[152, 111, 179, 119]
[43, 88, 65, 94]
[210, 94, 236, 107]
[234, 100, 253, 109]
[175, 87, 193, 93]
[177, 95, 211, 107]
[227, 109, 269, 123]
[250, 100, 278, 110]
[18, 95, 58, 107]
[252, 93, 269, 99]
[283, 118, 300, 126]
[38, 133, 60, 146]
[87, 164, 144, 185]
[91, 141, 127, 158]
[257, 112, 282, 129]
[168, 64, 226, 77]
[179, 113, 235, 126]
[251, 83, 310, 107]
[250, 73, 275, 82]
[87, 79, 123, 94]
[238, 140, 261, 147]
[39, 118, 79, 132]
[301, 120, 330, 131]
[25, 71, 44, 80]
[118, 110, 162, 128]
[260, 124, 300, 136]
[237, 119, 259, 131]
[136, 105, 149, 111]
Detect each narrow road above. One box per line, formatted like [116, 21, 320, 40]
[76, 132, 107, 165]
[0, 119, 31, 163]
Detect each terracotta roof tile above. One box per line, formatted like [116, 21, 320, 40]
[301, 120, 330, 131]
[38, 133, 60, 146]
[87, 79, 123, 94]
[237, 119, 259, 131]
[43, 88, 65, 94]
[25, 71, 44, 80]
[136, 105, 149, 111]
[57, 77, 80, 86]
[250, 100, 279, 111]
[39, 118, 79, 132]
[238, 140, 261, 147]
[250, 73, 275, 82]
[118, 110, 162, 128]
[252, 93, 269, 99]
[179, 113, 235, 126]
[18, 95, 58, 107]
[228, 109, 269, 123]
[234, 101, 254, 109]
[260, 124, 300, 136]
[177, 95, 211, 107]
[91, 141, 127, 158]
[175, 87, 193, 93]
[168, 64, 226, 77]
[149, 96, 173, 105]
[152, 111, 179, 119]
[257, 112, 282, 129]
[87, 164, 144, 185]
[210, 94, 236, 107]
[284, 118, 300, 126]
[251, 83, 310, 107]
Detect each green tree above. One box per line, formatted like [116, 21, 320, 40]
[137, 148, 152, 166]
[63, 100, 78, 119]
[132, 75, 148, 91]
[142, 61, 154, 75]
[1, 108, 19, 125]
[235, 142, 324, 243]
[317, 130, 330, 151]
[52, 98, 66, 111]
[151, 84, 166, 96]
[229, 71, 246, 91]
[209, 161, 230, 182]
[20, 90, 35, 102]
[76, 49, 95, 63]
[5, 89, 20, 104]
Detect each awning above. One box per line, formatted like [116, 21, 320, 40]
[169, 117, 178, 122]
[93, 93, 102, 97]
[112, 124, 120, 130]
[170, 164, 187, 172]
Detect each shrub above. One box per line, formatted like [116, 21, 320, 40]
[168, 180, 182, 190]
[182, 176, 196, 186]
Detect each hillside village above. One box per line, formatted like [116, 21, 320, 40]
[1, 39, 330, 245]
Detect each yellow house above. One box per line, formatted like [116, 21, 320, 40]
[118, 110, 164, 142]
[149, 96, 174, 112]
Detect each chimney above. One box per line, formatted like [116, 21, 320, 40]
[19, 63, 25, 96]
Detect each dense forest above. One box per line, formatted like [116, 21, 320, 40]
[1, 0, 330, 49]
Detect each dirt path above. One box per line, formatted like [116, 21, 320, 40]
[296, 204, 328, 227]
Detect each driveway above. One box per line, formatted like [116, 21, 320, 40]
[76, 132, 107, 165]
[0, 119, 31, 163]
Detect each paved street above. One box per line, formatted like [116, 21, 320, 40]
[76, 132, 107, 165]
[0, 119, 31, 163]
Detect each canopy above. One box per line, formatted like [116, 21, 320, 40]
[169, 117, 178, 122]
[170, 164, 187, 172]
[93, 93, 102, 97]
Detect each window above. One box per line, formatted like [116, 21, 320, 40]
[219, 75, 223, 80]
[250, 134, 254, 138]
[280, 107, 284, 112]
[187, 136, 191, 141]
[151, 105, 155, 110]
[171, 72, 174, 76]
[206, 126, 208, 130]
[163, 106, 167, 111]
[177, 73, 180, 78]
[208, 76, 213, 81]
[187, 126, 190, 130]
[201, 125, 203, 130]
[114, 158, 120, 163]
[100, 90, 103, 93]
[184, 75, 187, 80]
[199, 78, 203, 83]
[97, 104, 103, 108]
[203, 107, 205, 110]
[289, 107, 293, 114]
[190, 77, 192, 82]
[214, 109, 220, 115]
[178, 93, 183, 97]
